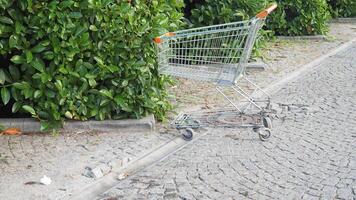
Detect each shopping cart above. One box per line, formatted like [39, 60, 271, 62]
[154, 4, 278, 141]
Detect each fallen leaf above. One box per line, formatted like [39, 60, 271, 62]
[1, 128, 22, 135]
[24, 181, 42, 185]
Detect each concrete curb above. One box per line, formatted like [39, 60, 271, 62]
[70, 130, 208, 200]
[330, 18, 356, 23]
[0, 114, 155, 133]
[277, 35, 327, 41]
[246, 62, 268, 70]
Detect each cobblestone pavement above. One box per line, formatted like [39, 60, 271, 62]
[100, 44, 356, 199]
[0, 130, 175, 200]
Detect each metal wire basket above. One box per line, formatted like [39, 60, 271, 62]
[154, 4, 278, 141]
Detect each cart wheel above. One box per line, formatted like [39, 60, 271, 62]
[263, 116, 273, 129]
[258, 128, 271, 141]
[182, 128, 194, 141]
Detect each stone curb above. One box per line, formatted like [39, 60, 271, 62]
[70, 130, 209, 200]
[277, 35, 327, 41]
[330, 18, 356, 23]
[0, 114, 155, 133]
[246, 62, 268, 70]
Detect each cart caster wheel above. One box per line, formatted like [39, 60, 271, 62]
[263, 116, 273, 129]
[182, 128, 194, 141]
[258, 128, 271, 141]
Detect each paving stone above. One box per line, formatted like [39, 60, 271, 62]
[336, 188, 353, 199]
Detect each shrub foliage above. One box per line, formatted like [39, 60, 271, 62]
[266, 0, 331, 36]
[0, 0, 184, 129]
[185, 0, 270, 27]
[183, 0, 272, 58]
[327, 0, 356, 17]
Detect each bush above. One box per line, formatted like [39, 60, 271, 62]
[184, 0, 270, 27]
[184, 0, 272, 57]
[266, 0, 331, 36]
[0, 0, 184, 129]
[328, 0, 356, 17]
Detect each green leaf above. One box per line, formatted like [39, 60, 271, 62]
[65, 111, 73, 119]
[9, 35, 18, 48]
[0, 16, 13, 25]
[122, 80, 128, 87]
[22, 105, 36, 115]
[45, 90, 56, 98]
[37, 111, 49, 119]
[114, 95, 125, 106]
[15, 21, 24, 34]
[34, 90, 42, 98]
[40, 121, 51, 131]
[89, 25, 98, 31]
[0, 69, 5, 85]
[32, 43, 47, 53]
[27, 0, 33, 12]
[13, 82, 29, 89]
[10, 55, 26, 64]
[94, 56, 104, 65]
[107, 65, 119, 73]
[3, 69, 12, 83]
[40, 73, 51, 83]
[54, 80, 63, 91]
[99, 89, 113, 99]
[12, 102, 21, 113]
[1, 87, 10, 105]
[9, 65, 20, 80]
[25, 50, 33, 63]
[100, 99, 110, 106]
[69, 12, 83, 18]
[31, 57, 45, 72]
[88, 78, 96, 87]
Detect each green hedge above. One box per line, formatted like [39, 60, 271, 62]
[185, 0, 332, 36]
[184, 0, 272, 57]
[266, 0, 331, 36]
[328, 0, 356, 17]
[0, 0, 184, 129]
[185, 0, 270, 27]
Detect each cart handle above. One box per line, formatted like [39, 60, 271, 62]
[154, 32, 176, 44]
[256, 3, 277, 19]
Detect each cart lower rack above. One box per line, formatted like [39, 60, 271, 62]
[154, 4, 278, 141]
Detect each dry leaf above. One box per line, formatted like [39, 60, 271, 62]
[1, 128, 22, 135]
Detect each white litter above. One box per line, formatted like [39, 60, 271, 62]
[117, 172, 128, 180]
[40, 175, 52, 185]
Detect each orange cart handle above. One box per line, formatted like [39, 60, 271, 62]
[154, 32, 176, 44]
[256, 3, 277, 19]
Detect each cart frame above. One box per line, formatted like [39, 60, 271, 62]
[154, 4, 278, 141]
